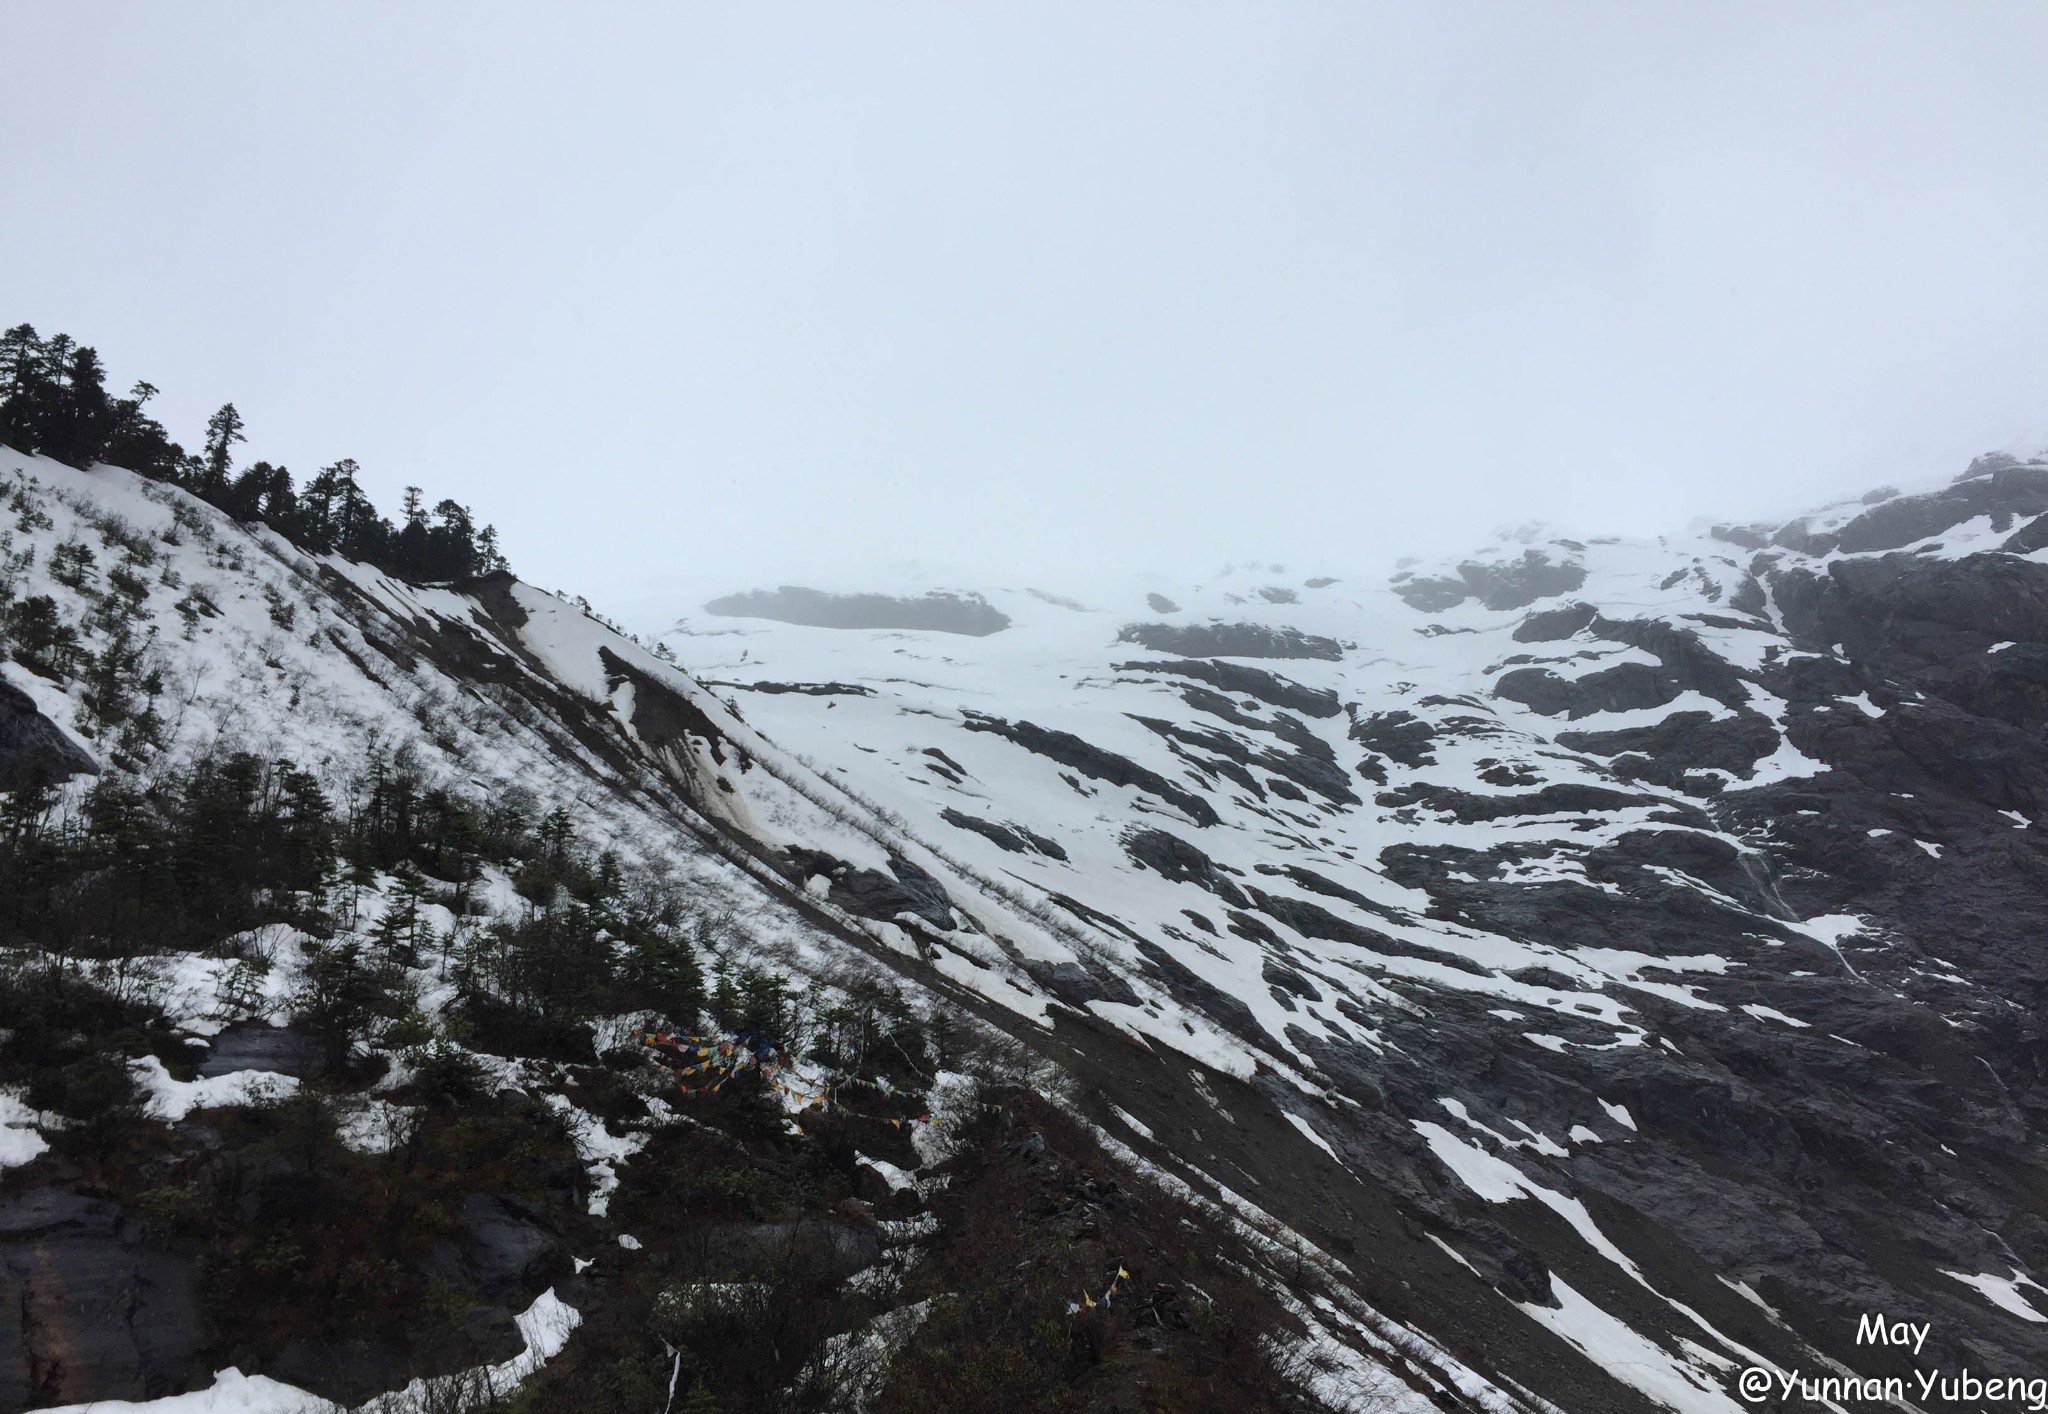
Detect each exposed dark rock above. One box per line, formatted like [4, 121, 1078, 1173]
[1455, 1221, 1557, 1307]
[704, 586, 1010, 636]
[940, 807, 1067, 860]
[1132, 941, 1266, 1049]
[1512, 602, 1598, 643]
[711, 680, 875, 697]
[1144, 593, 1181, 613]
[1556, 710, 1781, 781]
[1375, 780, 1686, 825]
[601, 648, 742, 770]
[450, 1194, 569, 1302]
[195, 1024, 326, 1079]
[1261, 958, 1320, 1001]
[785, 847, 958, 929]
[1252, 862, 1411, 924]
[1832, 463, 2048, 554]
[1589, 615, 1750, 706]
[1133, 699, 1358, 807]
[1021, 960, 1141, 1008]
[1493, 662, 1677, 718]
[1346, 708, 1436, 767]
[1122, 828, 1247, 906]
[962, 712, 1219, 826]
[0, 1188, 206, 1408]
[463, 567, 530, 627]
[1583, 828, 1768, 904]
[1712, 524, 1772, 550]
[1772, 517, 1841, 557]
[1490, 616, 1750, 721]
[1393, 550, 1588, 613]
[921, 746, 968, 776]
[1223, 911, 1285, 949]
[1115, 658, 1341, 718]
[0, 677, 98, 792]
[2002, 515, 2048, 555]
[1249, 887, 1491, 976]
[1116, 622, 1345, 661]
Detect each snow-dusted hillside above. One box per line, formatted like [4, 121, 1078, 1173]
[8, 445, 2048, 1412]
[0, 452, 1492, 1413]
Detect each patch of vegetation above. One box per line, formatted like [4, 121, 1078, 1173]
[877, 1092, 1324, 1413]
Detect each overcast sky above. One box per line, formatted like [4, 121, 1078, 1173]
[5, 3, 2048, 625]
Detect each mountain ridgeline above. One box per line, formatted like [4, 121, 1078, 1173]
[0, 325, 506, 584]
[6, 327, 2048, 1413]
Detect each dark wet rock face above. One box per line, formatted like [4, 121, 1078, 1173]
[940, 806, 1067, 860]
[0, 1189, 206, 1408]
[1122, 827, 1248, 906]
[0, 678, 98, 791]
[445, 1194, 568, 1302]
[786, 847, 958, 929]
[195, 1024, 327, 1079]
[1117, 621, 1344, 660]
[704, 586, 1010, 636]
[1021, 959, 1141, 1008]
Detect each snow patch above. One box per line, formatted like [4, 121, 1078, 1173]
[1520, 1279, 1750, 1414]
[130, 1056, 299, 1122]
[37, 1367, 333, 1414]
[1941, 1268, 2048, 1323]
[1739, 1004, 1809, 1029]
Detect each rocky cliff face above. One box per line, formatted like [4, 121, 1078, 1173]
[6, 448, 2048, 1411]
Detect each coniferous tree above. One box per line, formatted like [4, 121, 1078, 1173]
[226, 460, 277, 522]
[100, 381, 188, 481]
[0, 324, 43, 444]
[198, 403, 245, 495]
[42, 345, 114, 468]
[395, 486, 430, 578]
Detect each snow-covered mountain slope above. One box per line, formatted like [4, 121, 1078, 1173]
[0, 452, 1503, 1413]
[646, 452, 2048, 1406]
[9, 446, 2048, 1411]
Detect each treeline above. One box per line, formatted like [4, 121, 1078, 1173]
[0, 324, 506, 583]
